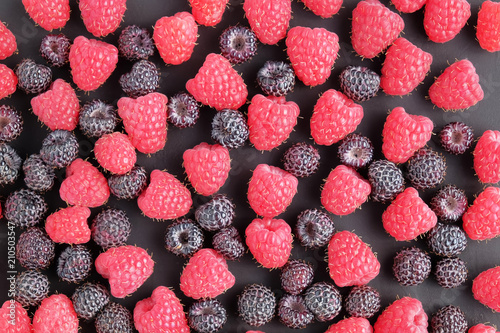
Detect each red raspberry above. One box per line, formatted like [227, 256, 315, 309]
[382, 187, 437, 241]
[94, 132, 137, 175]
[180, 248, 235, 299]
[310, 89, 363, 146]
[32, 294, 78, 333]
[189, 0, 228, 26]
[380, 37, 433, 96]
[286, 26, 339, 86]
[69, 36, 118, 91]
[469, 324, 499, 333]
[183, 142, 230, 196]
[60, 158, 110, 208]
[134, 286, 189, 333]
[247, 95, 300, 151]
[326, 317, 373, 333]
[300, 0, 342, 18]
[0, 64, 17, 99]
[45, 206, 91, 244]
[382, 106, 433, 164]
[392, 0, 426, 13]
[186, 53, 248, 111]
[424, 0, 470, 43]
[0, 21, 16, 60]
[79, 0, 127, 37]
[374, 297, 428, 332]
[474, 130, 500, 183]
[247, 164, 298, 217]
[428, 59, 484, 111]
[95, 245, 154, 298]
[0, 300, 32, 333]
[351, 0, 404, 59]
[30, 79, 80, 131]
[117, 92, 168, 154]
[321, 165, 371, 216]
[22, 0, 70, 31]
[328, 230, 380, 287]
[477, 1, 500, 52]
[153, 12, 198, 65]
[243, 0, 292, 45]
[473, 266, 500, 312]
[245, 217, 293, 269]
[463, 186, 500, 240]
[137, 169, 192, 220]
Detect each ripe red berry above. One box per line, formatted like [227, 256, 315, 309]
[424, 0, 471, 43]
[0, 21, 16, 60]
[473, 130, 500, 184]
[300, 0, 342, 18]
[45, 206, 91, 244]
[79, 0, 127, 37]
[463, 186, 500, 240]
[189, 0, 229, 26]
[94, 132, 137, 175]
[243, 0, 292, 45]
[32, 294, 79, 333]
[473, 266, 500, 312]
[477, 1, 500, 52]
[0, 64, 17, 99]
[374, 297, 428, 332]
[22, 0, 70, 31]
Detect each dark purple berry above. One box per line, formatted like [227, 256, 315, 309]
[368, 159, 405, 202]
[16, 227, 55, 270]
[95, 302, 134, 333]
[345, 285, 381, 318]
[0, 143, 22, 185]
[91, 208, 131, 250]
[39, 34, 71, 67]
[119, 60, 159, 98]
[0, 105, 23, 143]
[430, 305, 467, 333]
[219, 25, 257, 64]
[426, 223, 467, 257]
[167, 92, 200, 128]
[338, 133, 374, 168]
[339, 66, 380, 102]
[39, 129, 79, 168]
[72, 282, 110, 320]
[282, 142, 320, 178]
[79, 100, 118, 138]
[406, 147, 447, 190]
[237, 284, 276, 327]
[278, 294, 314, 329]
[295, 209, 335, 249]
[195, 194, 235, 231]
[118, 25, 154, 61]
[108, 165, 148, 200]
[280, 259, 314, 295]
[4, 188, 47, 228]
[164, 218, 204, 258]
[188, 299, 227, 333]
[392, 247, 431, 286]
[15, 270, 50, 307]
[256, 61, 295, 97]
[57, 244, 93, 283]
[434, 257, 467, 289]
[212, 226, 245, 260]
[304, 282, 342, 322]
[430, 185, 468, 222]
[439, 122, 474, 155]
[23, 154, 55, 192]
[211, 109, 249, 149]
[15, 58, 52, 94]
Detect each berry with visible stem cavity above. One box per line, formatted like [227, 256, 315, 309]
[368, 159, 405, 202]
[337, 133, 373, 169]
[430, 184, 468, 222]
[434, 257, 468, 288]
[219, 25, 257, 64]
[188, 299, 227, 333]
[0, 143, 21, 185]
[164, 218, 204, 258]
[16, 58, 52, 94]
[238, 284, 276, 327]
[91, 208, 131, 250]
[39, 129, 79, 168]
[16, 227, 55, 270]
[439, 121, 474, 155]
[0, 105, 23, 143]
[57, 244, 93, 283]
[345, 285, 381, 318]
[118, 25, 154, 61]
[15, 270, 50, 307]
[95, 302, 134, 333]
[278, 294, 314, 329]
[304, 282, 342, 322]
[392, 247, 432, 286]
[4, 188, 47, 228]
[72, 282, 110, 320]
[257, 60, 295, 97]
[211, 109, 249, 149]
[430, 305, 468, 333]
[295, 208, 335, 249]
[23, 154, 55, 192]
[108, 165, 148, 200]
[426, 223, 467, 257]
[79, 100, 118, 138]
[119, 60, 160, 98]
[195, 194, 235, 232]
[282, 142, 320, 178]
[339, 66, 380, 102]
[167, 92, 200, 128]
[40, 34, 71, 67]
[280, 260, 314, 295]
[212, 226, 245, 260]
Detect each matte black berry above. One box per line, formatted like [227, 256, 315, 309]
[426, 223, 467, 257]
[23, 154, 55, 192]
[4, 188, 47, 228]
[339, 66, 380, 102]
[0, 105, 23, 142]
[57, 245, 93, 283]
[282, 142, 320, 178]
[430, 185, 468, 222]
[164, 218, 204, 258]
[211, 109, 249, 149]
[238, 284, 276, 327]
[219, 25, 257, 64]
[406, 147, 447, 190]
[79, 100, 118, 138]
[278, 294, 314, 329]
[338, 133, 374, 169]
[72, 282, 110, 320]
[280, 259, 314, 295]
[15, 270, 50, 307]
[304, 282, 342, 322]
[368, 159, 405, 202]
[434, 257, 467, 289]
[430, 305, 467, 333]
[295, 209, 335, 249]
[108, 165, 148, 199]
[118, 25, 154, 61]
[257, 61, 295, 97]
[167, 92, 200, 128]
[439, 122, 474, 155]
[16, 227, 55, 270]
[393, 247, 431, 286]
[195, 194, 235, 232]
[119, 60, 159, 98]
[39, 129, 79, 168]
[345, 285, 381, 318]
[188, 299, 227, 333]
[91, 208, 131, 250]
[95, 302, 134, 333]
[212, 226, 245, 260]
[15, 58, 52, 94]
[39, 34, 71, 67]
[0, 143, 21, 185]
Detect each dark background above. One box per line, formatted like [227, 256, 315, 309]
[1, 0, 500, 331]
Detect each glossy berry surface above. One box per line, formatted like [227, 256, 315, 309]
[219, 25, 257, 64]
[257, 60, 295, 97]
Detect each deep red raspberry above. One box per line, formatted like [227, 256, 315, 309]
[473, 130, 500, 184]
[326, 317, 373, 333]
[189, 0, 229, 26]
[32, 294, 78, 333]
[94, 132, 137, 175]
[424, 0, 470, 43]
[473, 266, 500, 312]
[0, 300, 32, 333]
[22, 0, 70, 31]
[469, 324, 499, 333]
[300, 0, 342, 18]
[374, 297, 428, 332]
[0, 21, 16, 60]
[45, 206, 91, 244]
[463, 186, 500, 240]
[243, 0, 292, 45]
[477, 1, 500, 52]
[0, 64, 17, 99]
[79, 0, 127, 37]
[391, 0, 426, 13]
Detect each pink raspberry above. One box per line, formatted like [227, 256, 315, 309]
[0, 300, 32, 333]
[326, 317, 373, 333]
[79, 0, 127, 37]
[45, 206, 91, 244]
[243, 0, 291, 45]
[300, 0, 343, 18]
[94, 132, 137, 175]
[469, 324, 499, 333]
[189, 0, 229, 26]
[22, 0, 70, 31]
[32, 294, 79, 333]
[463, 186, 500, 240]
[424, 0, 471, 43]
[0, 64, 17, 99]
[0, 21, 16, 60]
[473, 130, 500, 184]
[472, 266, 500, 312]
[374, 297, 428, 332]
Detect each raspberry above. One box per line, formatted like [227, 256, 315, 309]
[427, 223, 467, 257]
[440, 121, 474, 155]
[164, 218, 204, 258]
[434, 257, 468, 288]
[463, 186, 500, 240]
[4, 188, 47, 228]
[167, 92, 200, 128]
[69, 36, 118, 91]
[39, 33, 71, 67]
[0, 106, 22, 143]
[300, 0, 342, 18]
[57, 244, 93, 283]
[339, 66, 380, 102]
[286, 26, 339, 86]
[195, 194, 235, 231]
[392, 247, 432, 286]
[474, 130, 500, 183]
[16, 227, 55, 270]
[477, 1, 500, 52]
[59, 158, 110, 207]
[374, 297, 428, 332]
[0, 64, 17, 99]
[219, 25, 257, 64]
[211, 109, 249, 149]
[406, 147, 447, 190]
[189, 0, 229, 26]
[0, 143, 21, 184]
[295, 209, 335, 249]
[23, 154, 55, 192]
[153, 12, 198, 65]
[186, 53, 248, 111]
[117, 92, 168, 154]
[303, 282, 342, 322]
[280, 260, 314, 295]
[327, 230, 380, 287]
[351, 0, 404, 59]
[15, 269, 50, 307]
[321, 164, 371, 216]
[212, 226, 245, 260]
[39, 129, 79, 168]
[368, 159, 405, 202]
[237, 284, 276, 327]
[137, 169, 192, 220]
[345, 285, 381, 318]
[282, 142, 320, 178]
[424, 0, 471, 43]
[469, 324, 499, 333]
[96, 245, 154, 298]
[337, 133, 373, 169]
[429, 59, 484, 110]
[119, 60, 159, 98]
[0, 300, 32, 333]
[94, 132, 137, 175]
[22, 0, 70, 31]
[0, 21, 16, 60]
[247, 94, 300, 150]
[430, 184, 468, 222]
[107, 165, 148, 200]
[183, 142, 231, 196]
[473, 266, 500, 312]
[188, 299, 227, 333]
[256, 61, 295, 97]
[72, 282, 110, 320]
[79, 100, 118, 138]
[45, 206, 91, 244]
[310, 89, 364, 146]
[95, 302, 134, 333]
[430, 305, 468, 333]
[118, 25, 154, 61]
[326, 317, 373, 333]
[91, 208, 131, 250]
[133, 286, 189, 333]
[32, 294, 79, 333]
[277, 294, 314, 329]
[79, 0, 127, 37]
[243, 0, 291, 45]
[391, 0, 426, 13]
[180, 248, 235, 299]
[246, 217, 293, 269]
[16, 58, 52, 94]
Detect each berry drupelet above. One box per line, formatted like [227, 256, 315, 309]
[426, 223, 467, 257]
[219, 25, 257, 64]
[95, 302, 135, 333]
[212, 226, 245, 260]
[282, 142, 320, 178]
[72, 282, 110, 320]
[430, 184, 468, 222]
[195, 194, 235, 232]
[257, 60, 295, 97]
[57, 244, 93, 283]
[108, 165, 148, 200]
[304, 282, 342, 322]
[39, 129, 79, 168]
[280, 259, 314, 295]
[118, 25, 155, 61]
[392, 247, 432, 286]
[119, 59, 160, 98]
[188, 299, 227, 333]
[0, 105, 23, 143]
[337, 133, 374, 169]
[439, 122, 474, 155]
[339, 66, 380, 101]
[164, 218, 204, 258]
[406, 147, 447, 190]
[167, 92, 200, 128]
[91, 208, 131, 250]
[0, 143, 21, 185]
[345, 285, 381, 318]
[15, 270, 50, 307]
[434, 257, 468, 289]
[15, 58, 52, 94]
[295, 209, 335, 249]
[16, 227, 55, 270]
[368, 159, 405, 202]
[238, 284, 276, 327]
[211, 109, 249, 149]
[39, 34, 71, 67]
[278, 294, 314, 329]
[79, 100, 118, 138]
[4, 188, 47, 228]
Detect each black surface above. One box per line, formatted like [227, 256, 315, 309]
[1, 0, 500, 331]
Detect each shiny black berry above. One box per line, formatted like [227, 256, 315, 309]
[430, 305, 467, 333]
[119, 60, 160, 98]
[0, 105, 23, 143]
[195, 194, 235, 232]
[368, 159, 405, 202]
[23, 154, 55, 192]
[72, 283, 110, 320]
[107, 165, 148, 200]
[434, 257, 467, 289]
[280, 259, 314, 295]
[0, 143, 22, 185]
[39, 129, 79, 168]
[219, 25, 257, 64]
[91, 208, 131, 250]
[79, 100, 118, 138]
[304, 282, 342, 322]
[15, 58, 52, 94]
[4, 188, 47, 228]
[339, 66, 380, 101]
[257, 61, 295, 97]
[439, 122, 474, 155]
[16, 227, 55, 270]
[345, 285, 381, 318]
[338, 133, 373, 169]
[167, 92, 200, 128]
[188, 299, 227, 333]
[212, 226, 245, 260]
[295, 209, 335, 249]
[430, 185, 468, 223]
[164, 218, 204, 258]
[118, 25, 154, 61]
[95, 302, 134, 333]
[238, 284, 276, 327]
[40, 34, 71, 67]
[282, 142, 320, 178]
[426, 223, 467, 257]
[392, 247, 431, 286]
[211, 109, 249, 149]
[15, 270, 50, 307]
[278, 294, 314, 329]
[57, 245, 93, 283]
[406, 147, 447, 190]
